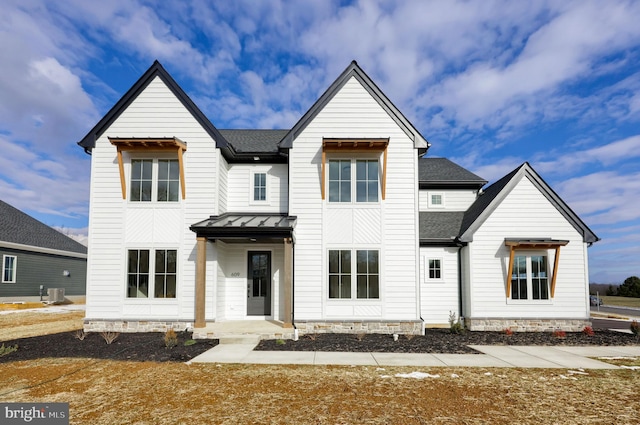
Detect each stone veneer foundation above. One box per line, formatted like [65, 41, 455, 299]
[84, 320, 190, 333]
[294, 320, 424, 335]
[464, 318, 591, 332]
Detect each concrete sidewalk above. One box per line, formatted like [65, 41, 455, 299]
[189, 343, 640, 369]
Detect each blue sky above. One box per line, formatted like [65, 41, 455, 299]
[1, 0, 639, 283]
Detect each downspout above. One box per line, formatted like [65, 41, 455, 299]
[455, 239, 465, 327]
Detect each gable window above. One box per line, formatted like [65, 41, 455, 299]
[511, 254, 549, 300]
[130, 160, 153, 202]
[2, 255, 17, 283]
[253, 172, 267, 201]
[329, 249, 380, 299]
[428, 259, 442, 279]
[157, 160, 180, 202]
[356, 160, 379, 202]
[328, 160, 351, 202]
[356, 250, 379, 298]
[328, 159, 379, 203]
[154, 249, 177, 298]
[329, 250, 351, 298]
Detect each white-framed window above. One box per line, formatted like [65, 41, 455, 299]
[328, 249, 379, 299]
[328, 159, 379, 203]
[511, 254, 549, 300]
[252, 172, 267, 202]
[2, 255, 17, 283]
[127, 249, 177, 298]
[428, 192, 444, 208]
[428, 258, 442, 279]
[130, 159, 180, 202]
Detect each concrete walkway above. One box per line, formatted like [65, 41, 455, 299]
[189, 343, 640, 369]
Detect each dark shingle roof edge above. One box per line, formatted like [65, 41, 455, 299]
[419, 158, 487, 188]
[77, 60, 229, 152]
[419, 211, 466, 244]
[0, 200, 88, 256]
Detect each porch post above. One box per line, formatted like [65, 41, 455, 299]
[195, 236, 207, 328]
[283, 237, 293, 328]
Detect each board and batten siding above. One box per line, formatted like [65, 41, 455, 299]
[227, 164, 288, 213]
[85, 76, 219, 322]
[418, 189, 477, 211]
[420, 247, 459, 325]
[466, 176, 590, 319]
[289, 76, 420, 322]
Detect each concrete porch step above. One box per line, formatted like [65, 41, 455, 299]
[218, 335, 261, 345]
[191, 320, 295, 340]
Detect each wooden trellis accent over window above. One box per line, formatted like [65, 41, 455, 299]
[321, 138, 389, 200]
[109, 137, 187, 200]
[504, 239, 569, 298]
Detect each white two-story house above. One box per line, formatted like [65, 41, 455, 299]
[78, 61, 598, 335]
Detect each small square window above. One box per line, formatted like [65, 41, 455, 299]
[429, 192, 444, 208]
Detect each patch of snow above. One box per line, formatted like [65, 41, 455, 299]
[376, 368, 386, 371]
[567, 370, 589, 375]
[620, 365, 640, 370]
[450, 373, 459, 378]
[380, 375, 391, 378]
[395, 372, 440, 379]
[484, 372, 492, 376]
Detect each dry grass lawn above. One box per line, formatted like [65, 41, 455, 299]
[601, 295, 640, 308]
[1, 309, 639, 424]
[0, 310, 85, 342]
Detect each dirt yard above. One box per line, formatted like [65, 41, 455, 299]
[1, 309, 639, 424]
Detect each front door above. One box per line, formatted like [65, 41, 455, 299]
[247, 251, 271, 316]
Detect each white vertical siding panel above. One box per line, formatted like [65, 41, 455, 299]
[289, 76, 419, 321]
[468, 176, 589, 319]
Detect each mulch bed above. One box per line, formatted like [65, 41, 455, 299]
[0, 331, 218, 363]
[256, 329, 640, 354]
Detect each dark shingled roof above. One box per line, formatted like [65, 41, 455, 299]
[219, 130, 288, 153]
[419, 211, 465, 244]
[459, 164, 522, 238]
[0, 200, 87, 255]
[419, 158, 487, 188]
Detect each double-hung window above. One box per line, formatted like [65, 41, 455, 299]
[253, 172, 267, 202]
[328, 249, 379, 299]
[328, 159, 379, 203]
[428, 259, 442, 279]
[511, 254, 549, 300]
[130, 159, 180, 202]
[2, 255, 17, 283]
[127, 249, 177, 299]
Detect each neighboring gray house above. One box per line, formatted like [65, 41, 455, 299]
[0, 200, 87, 300]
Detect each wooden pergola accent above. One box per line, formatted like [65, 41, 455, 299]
[109, 137, 187, 200]
[504, 239, 569, 298]
[321, 138, 389, 200]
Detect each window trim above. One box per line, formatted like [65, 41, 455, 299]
[2, 255, 17, 283]
[250, 171, 268, 203]
[428, 192, 445, 208]
[126, 248, 178, 300]
[328, 248, 380, 300]
[508, 252, 551, 302]
[427, 258, 442, 280]
[127, 158, 181, 204]
[327, 158, 381, 204]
